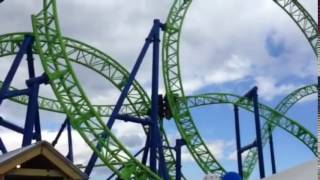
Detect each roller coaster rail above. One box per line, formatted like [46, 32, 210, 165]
[0, 0, 317, 179]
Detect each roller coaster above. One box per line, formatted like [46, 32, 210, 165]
[0, 0, 317, 179]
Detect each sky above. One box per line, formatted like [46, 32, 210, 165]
[0, 0, 317, 179]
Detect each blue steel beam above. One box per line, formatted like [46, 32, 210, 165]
[86, 21, 169, 179]
[251, 88, 265, 179]
[150, 19, 169, 179]
[268, 126, 276, 174]
[66, 118, 74, 162]
[175, 139, 186, 180]
[0, 35, 33, 105]
[85, 22, 157, 176]
[234, 87, 266, 179]
[0, 138, 6, 153]
[0, 117, 24, 134]
[52, 118, 68, 147]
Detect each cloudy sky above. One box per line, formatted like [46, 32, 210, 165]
[0, 0, 317, 179]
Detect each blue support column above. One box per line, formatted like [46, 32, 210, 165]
[141, 134, 151, 165]
[268, 125, 276, 174]
[85, 22, 157, 175]
[0, 35, 34, 105]
[52, 118, 68, 146]
[85, 20, 169, 179]
[0, 138, 7, 153]
[175, 139, 185, 180]
[26, 47, 41, 142]
[252, 88, 265, 179]
[234, 105, 243, 178]
[234, 87, 266, 179]
[22, 83, 39, 146]
[150, 19, 169, 180]
[66, 118, 74, 162]
[22, 74, 48, 147]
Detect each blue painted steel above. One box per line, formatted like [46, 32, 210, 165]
[0, 35, 46, 147]
[22, 74, 48, 146]
[150, 19, 169, 180]
[0, 116, 24, 134]
[175, 139, 185, 180]
[85, 23, 156, 175]
[268, 126, 276, 174]
[3, 89, 29, 98]
[240, 142, 256, 153]
[142, 135, 150, 165]
[0, 35, 33, 105]
[0, 138, 7, 153]
[86, 21, 169, 179]
[22, 74, 49, 146]
[234, 87, 266, 179]
[234, 105, 243, 178]
[116, 114, 151, 125]
[51, 117, 73, 161]
[26, 43, 35, 78]
[26, 45, 41, 142]
[52, 118, 68, 146]
[251, 88, 265, 179]
[223, 172, 242, 180]
[22, 80, 40, 146]
[66, 118, 74, 162]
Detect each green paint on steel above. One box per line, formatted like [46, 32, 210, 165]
[0, 31, 181, 179]
[274, 0, 318, 54]
[1, 31, 315, 179]
[187, 84, 317, 179]
[163, 0, 317, 177]
[186, 92, 317, 156]
[242, 84, 318, 179]
[0, 33, 137, 116]
[186, 89, 317, 177]
[162, 0, 226, 176]
[31, 0, 159, 178]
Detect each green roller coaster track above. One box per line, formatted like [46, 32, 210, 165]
[162, 0, 317, 178]
[0, 0, 316, 179]
[0, 30, 317, 180]
[163, 0, 226, 176]
[0, 31, 317, 178]
[185, 84, 318, 179]
[31, 0, 159, 178]
[0, 31, 181, 179]
[274, 0, 318, 54]
[242, 84, 318, 178]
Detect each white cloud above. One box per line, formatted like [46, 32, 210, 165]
[0, 1, 316, 179]
[181, 139, 235, 162]
[255, 76, 300, 101]
[227, 150, 249, 161]
[0, 128, 92, 165]
[297, 93, 317, 104]
[0, 0, 315, 103]
[112, 121, 146, 149]
[182, 55, 252, 94]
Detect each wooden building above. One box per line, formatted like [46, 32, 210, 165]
[0, 141, 88, 180]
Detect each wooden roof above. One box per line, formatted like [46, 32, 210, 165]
[0, 141, 88, 179]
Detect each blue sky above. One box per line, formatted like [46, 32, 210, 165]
[0, 0, 317, 179]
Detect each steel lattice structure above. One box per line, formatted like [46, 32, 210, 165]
[0, 0, 317, 179]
